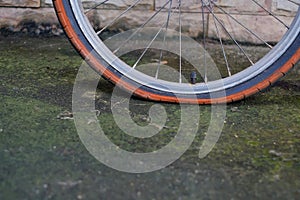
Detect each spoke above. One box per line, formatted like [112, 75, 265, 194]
[250, 0, 290, 29]
[84, 0, 110, 14]
[131, 5, 180, 70]
[210, 2, 231, 77]
[112, 0, 171, 54]
[132, 23, 173, 69]
[287, 0, 300, 6]
[179, 0, 182, 83]
[96, 0, 142, 35]
[132, 29, 164, 69]
[212, 2, 273, 49]
[201, 0, 207, 83]
[155, 0, 173, 79]
[204, 4, 254, 66]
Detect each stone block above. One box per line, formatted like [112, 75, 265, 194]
[0, 0, 40, 7]
[86, 8, 207, 37]
[156, 0, 202, 12]
[272, 0, 298, 15]
[82, 0, 153, 10]
[207, 13, 294, 43]
[0, 7, 63, 35]
[214, 0, 272, 14]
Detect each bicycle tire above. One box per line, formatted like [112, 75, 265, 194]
[53, 0, 300, 104]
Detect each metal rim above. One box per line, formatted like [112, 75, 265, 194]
[70, 0, 300, 95]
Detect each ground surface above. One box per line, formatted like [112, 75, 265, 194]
[0, 35, 299, 200]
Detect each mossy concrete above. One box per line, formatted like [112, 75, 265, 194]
[0, 35, 299, 199]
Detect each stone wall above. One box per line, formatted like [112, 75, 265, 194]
[0, 0, 60, 35]
[0, 0, 298, 42]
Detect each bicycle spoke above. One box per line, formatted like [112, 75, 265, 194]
[155, 0, 173, 79]
[212, 1, 273, 49]
[96, 0, 143, 35]
[112, 0, 171, 54]
[287, 0, 300, 6]
[204, 4, 254, 66]
[132, 24, 167, 69]
[84, 0, 110, 14]
[250, 0, 290, 29]
[131, 4, 180, 70]
[210, 2, 231, 77]
[178, 0, 182, 83]
[201, 0, 207, 83]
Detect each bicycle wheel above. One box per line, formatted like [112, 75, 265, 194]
[53, 0, 300, 104]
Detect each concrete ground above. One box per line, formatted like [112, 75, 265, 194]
[0, 35, 299, 199]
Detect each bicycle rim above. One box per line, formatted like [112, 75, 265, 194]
[54, 0, 300, 103]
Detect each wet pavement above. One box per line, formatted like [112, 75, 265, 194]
[0, 35, 299, 199]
